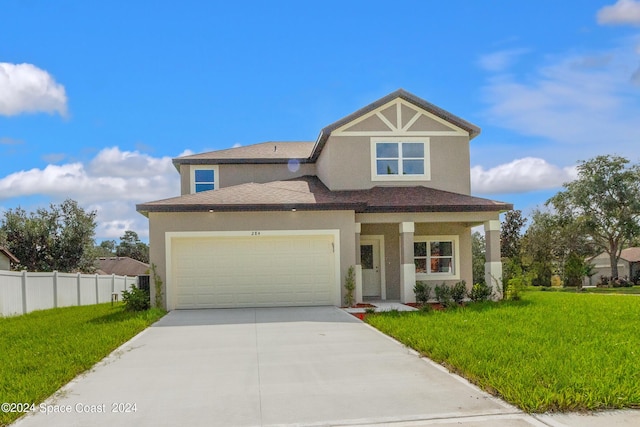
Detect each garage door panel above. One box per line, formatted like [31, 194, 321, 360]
[172, 235, 336, 309]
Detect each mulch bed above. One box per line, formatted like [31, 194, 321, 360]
[403, 302, 446, 311]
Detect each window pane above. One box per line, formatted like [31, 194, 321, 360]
[360, 245, 373, 269]
[430, 257, 453, 273]
[195, 183, 215, 192]
[402, 143, 424, 158]
[376, 143, 398, 158]
[377, 160, 398, 175]
[415, 258, 427, 273]
[414, 242, 427, 257]
[195, 169, 214, 183]
[403, 159, 424, 175]
[431, 241, 452, 256]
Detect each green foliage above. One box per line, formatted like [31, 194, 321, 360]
[434, 283, 455, 308]
[468, 282, 493, 302]
[366, 292, 640, 413]
[115, 230, 149, 263]
[500, 209, 527, 260]
[344, 265, 355, 307]
[563, 252, 586, 288]
[505, 275, 528, 301]
[150, 262, 164, 308]
[121, 284, 150, 311]
[364, 307, 376, 315]
[0, 199, 97, 272]
[0, 303, 165, 426]
[95, 239, 116, 257]
[413, 281, 431, 304]
[451, 280, 467, 304]
[547, 155, 640, 279]
[419, 303, 433, 313]
[471, 231, 486, 285]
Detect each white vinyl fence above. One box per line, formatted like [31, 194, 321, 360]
[0, 270, 138, 317]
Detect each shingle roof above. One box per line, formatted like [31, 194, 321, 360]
[173, 141, 315, 168]
[96, 257, 150, 276]
[0, 246, 19, 264]
[620, 248, 640, 262]
[137, 176, 512, 214]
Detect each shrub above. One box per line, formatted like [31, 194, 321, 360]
[344, 266, 356, 307]
[151, 262, 164, 308]
[364, 307, 376, 315]
[468, 282, 492, 302]
[413, 281, 431, 304]
[419, 303, 433, 313]
[121, 285, 150, 312]
[434, 283, 455, 308]
[451, 281, 466, 304]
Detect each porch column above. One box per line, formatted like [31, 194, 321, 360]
[354, 223, 363, 304]
[484, 220, 503, 300]
[399, 222, 415, 303]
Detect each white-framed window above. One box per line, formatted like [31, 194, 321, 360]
[414, 235, 460, 280]
[190, 166, 218, 193]
[371, 137, 430, 181]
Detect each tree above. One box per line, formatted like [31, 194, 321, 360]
[0, 199, 97, 272]
[95, 240, 116, 257]
[547, 155, 640, 279]
[471, 231, 486, 285]
[116, 230, 149, 263]
[500, 210, 527, 261]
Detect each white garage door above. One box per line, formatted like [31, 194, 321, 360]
[171, 234, 336, 308]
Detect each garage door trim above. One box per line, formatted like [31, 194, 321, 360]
[165, 230, 341, 310]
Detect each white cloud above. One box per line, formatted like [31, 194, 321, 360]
[0, 63, 68, 116]
[0, 147, 180, 239]
[597, 0, 640, 26]
[477, 48, 529, 72]
[480, 41, 640, 156]
[471, 157, 577, 194]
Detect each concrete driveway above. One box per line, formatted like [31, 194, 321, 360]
[14, 307, 546, 426]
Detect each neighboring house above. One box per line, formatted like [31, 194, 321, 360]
[137, 89, 512, 310]
[96, 256, 150, 277]
[0, 246, 19, 271]
[584, 247, 640, 286]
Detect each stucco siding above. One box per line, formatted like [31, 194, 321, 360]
[315, 135, 471, 193]
[360, 224, 401, 300]
[149, 210, 356, 309]
[0, 255, 10, 271]
[218, 163, 316, 188]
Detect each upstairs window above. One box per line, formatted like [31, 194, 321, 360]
[371, 137, 430, 181]
[191, 166, 218, 193]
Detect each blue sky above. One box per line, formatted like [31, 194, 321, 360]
[1, 0, 640, 241]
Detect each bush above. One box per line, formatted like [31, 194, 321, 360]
[413, 281, 431, 304]
[121, 285, 150, 312]
[344, 266, 356, 307]
[451, 281, 466, 304]
[468, 282, 493, 302]
[419, 303, 433, 313]
[434, 283, 455, 308]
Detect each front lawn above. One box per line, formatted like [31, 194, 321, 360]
[366, 292, 640, 413]
[0, 304, 165, 426]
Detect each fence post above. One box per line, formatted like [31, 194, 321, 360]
[21, 270, 28, 315]
[111, 274, 115, 295]
[77, 272, 82, 306]
[95, 274, 99, 304]
[53, 271, 58, 308]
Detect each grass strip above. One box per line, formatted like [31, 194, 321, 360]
[0, 304, 165, 426]
[366, 291, 640, 413]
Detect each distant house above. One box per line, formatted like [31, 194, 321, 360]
[585, 247, 640, 286]
[96, 257, 150, 277]
[0, 246, 19, 271]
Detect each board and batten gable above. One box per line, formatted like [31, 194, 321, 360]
[315, 97, 472, 194]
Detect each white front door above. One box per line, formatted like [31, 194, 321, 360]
[361, 239, 381, 298]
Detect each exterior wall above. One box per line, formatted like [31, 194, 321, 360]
[179, 163, 317, 195]
[148, 210, 356, 309]
[360, 223, 401, 300]
[316, 134, 471, 193]
[584, 254, 629, 286]
[0, 254, 10, 271]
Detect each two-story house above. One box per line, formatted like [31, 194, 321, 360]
[137, 89, 512, 310]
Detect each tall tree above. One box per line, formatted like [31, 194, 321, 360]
[1, 199, 97, 272]
[471, 231, 486, 285]
[547, 155, 640, 279]
[116, 230, 149, 263]
[95, 240, 116, 257]
[501, 210, 527, 260]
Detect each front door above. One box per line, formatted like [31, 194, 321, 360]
[361, 239, 381, 298]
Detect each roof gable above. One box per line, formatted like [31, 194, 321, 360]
[173, 141, 315, 167]
[0, 246, 19, 264]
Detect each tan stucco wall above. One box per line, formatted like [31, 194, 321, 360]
[360, 223, 401, 300]
[0, 255, 10, 271]
[315, 134, 471, 194]
[148, 210, 356, 309]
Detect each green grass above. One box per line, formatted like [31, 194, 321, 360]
[0, 304, 165, 426]
[366, 292, 640, 413]
[582, 286, 640, 294]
